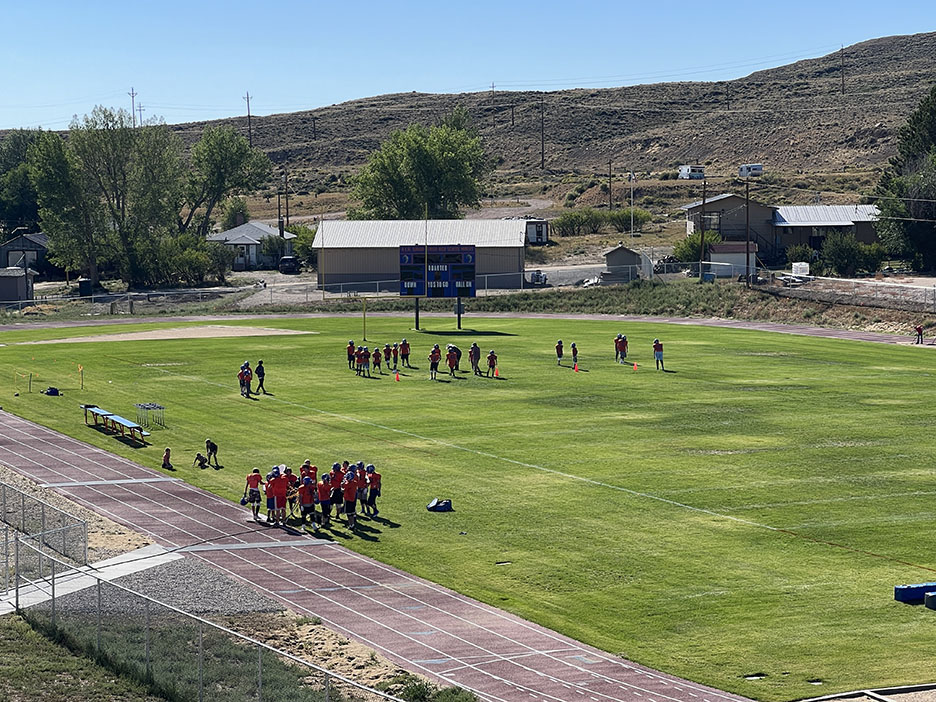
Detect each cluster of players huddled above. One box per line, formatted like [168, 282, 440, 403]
[243, 460, 382, 531]
[347, 339, 498, 379]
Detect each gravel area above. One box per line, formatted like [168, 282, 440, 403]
[114, 557, 285, 616]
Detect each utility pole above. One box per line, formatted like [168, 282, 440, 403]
[540, 98, 545, 169]
[136, 103, 144, 126]
[128, 88, 138, 127]
[608, 160, 613, 210]
[699, 179, 707, 282]
[243, 92, 253, 146]
[490, 82, 495, 129]
[510, 104, 514, 127]
[630, 171, 635, 236]
[840, 45, 845, 96]
[745, 178, 751, 288]
[726, 82, 731, 111]
[311, 115, 317, 140]
[284, 166, 290, 226]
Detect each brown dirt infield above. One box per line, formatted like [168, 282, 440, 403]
[17, 325, 315, 345]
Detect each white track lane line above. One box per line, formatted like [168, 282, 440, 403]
[0, 412, 745, 702]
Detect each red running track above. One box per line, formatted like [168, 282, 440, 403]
[0, 410, 749, 702]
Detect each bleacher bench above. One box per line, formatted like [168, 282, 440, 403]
[80, 404, 151, 444]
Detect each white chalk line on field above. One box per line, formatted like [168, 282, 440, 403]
[721, 490, 936, 512]
[129, 361, 785, 535]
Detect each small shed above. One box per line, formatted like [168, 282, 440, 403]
[0, 231, 51, 272]
[0, 266, 36, 302]
[601, 244, 643, 284]
[708, 242, 758, 277]
[525, 220, 549, 245]
[206, 221, 296, 271]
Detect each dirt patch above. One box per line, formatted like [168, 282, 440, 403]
[219, 611, 419, 693]
[18, 325, 315, 345]
[0, 464, 151, 562]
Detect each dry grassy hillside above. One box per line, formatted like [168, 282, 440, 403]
[167, 31, 935, 195]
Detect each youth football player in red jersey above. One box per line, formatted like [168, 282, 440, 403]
[487, 349, 497, 377]
[400, 339, 411, 367]
[372, 345, 382, 374]
[428, 344, 441, 380]
[347, 340, 355, 369]
[342, 469, 361, 529]
[571, 342, 578, 365]
[298, 476, 317, 529]
[363, 464, 381, 517]
[316, 473, 332, 528]
[555, 339, 563, 365]
[446, 346, 458, 376]
[243, 468, 265, 521]
[391, 343, 399, 370]
[384, 344, 392, 369]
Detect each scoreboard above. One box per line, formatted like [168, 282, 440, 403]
[399, 245, 476, 298]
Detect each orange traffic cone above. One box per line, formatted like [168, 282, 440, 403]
[633, 362, 638, 371]
[395, 371, 400, 382]
[494, 367, 499, 377]
[574, 363, 579, 372]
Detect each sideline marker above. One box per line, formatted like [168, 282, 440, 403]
[573, 363, 579, 372]
[395, 371, 400, 382]
[494, 367, 499, 377]
[633, 362, 638, 371]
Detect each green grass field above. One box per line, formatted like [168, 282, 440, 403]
[2, 314, 936, 701]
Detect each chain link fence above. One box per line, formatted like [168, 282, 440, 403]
[0, 481, 88, 590]
[763, 273, 936, 314]
[12, 536, 405, 702]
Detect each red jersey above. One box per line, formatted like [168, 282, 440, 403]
[368, 471, 382, 491]
[384, 347, 392, 361]
[362, 349, 371, 362]
[373, 351, 381, 365]
[429, 349, 441, 363]
[330, 468, 344, 487]
[347, 343, 355, 356]
[297, 484, 316, 505]
[246, 473, 264, 489]
[400, 342, 410, 355]
[487, 352, 497, 367]
[300, 465, 318, 482]
[268, 475, 289, 498]
[556, 343, 563, 356]
[621, 339, 628, 353]
[446, 350, 457, 368]
[653, 341, 663, 353]
[317, 480, 332, 502]
[354, 350, 362, 363]
[342, 476, 360, 501]
[615, 338, 623, 351]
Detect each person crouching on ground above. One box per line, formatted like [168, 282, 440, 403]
[161, 447, 173, 470]
[193, 452, 208, 469]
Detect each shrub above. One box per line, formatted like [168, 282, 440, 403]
[672, 230, 721, 262]
[784, 243, 815, 266]
[607, 207, 652, 233]
[551, 210, 586, 236]
[579, 207, 605, 234]
[287, 223, 317, 267]
[820, 231, 863, 276]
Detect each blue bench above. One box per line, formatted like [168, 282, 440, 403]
[81, 404, 150, 444]
[894, 583, 936, 604]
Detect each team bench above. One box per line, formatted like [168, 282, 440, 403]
[80, 404, 151, 444]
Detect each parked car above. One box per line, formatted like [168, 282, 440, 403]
[278, 256, 301, 274]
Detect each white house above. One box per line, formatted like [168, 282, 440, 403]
[207, 221, 295, 270]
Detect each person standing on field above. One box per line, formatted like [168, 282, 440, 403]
[428, 344, 441, 380]
[372, 346, 382, 374]
[487, 349, 497, 377]
[571, 342, 578, 366]
[619, 335, 628, 362]
[614, 334, 622, 362]
[384, 344, 392, 370]
[400, 338, 411, 367]
[469, 342, 481, 375]
[255, 360, 267, 394]
[653, 338, 665, 371]
[555, 339, 564, 366]
[391, 343, 399, 370]
[446, 346, 458, 376]
[205, 438, 219, 467]
[347, 340, 356, 369]
[915, 325, 924, 344]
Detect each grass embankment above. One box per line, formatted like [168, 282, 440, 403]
[0, 614, 163, 702]
[3, 316, 936, 699]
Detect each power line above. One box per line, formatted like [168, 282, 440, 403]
[243, 91, 252, 146]
[128, 87, 138, 128]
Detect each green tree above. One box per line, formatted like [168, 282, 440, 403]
[784, 243, 816, 266]
[820, 230, 863, 276]
[351, 112, 489, 219]
[181, 126, 270, 236]
[260, 234, 287, 260]
[874, 85, 936, 268]
[579, 207, 604, 234]
[288, 223, 318, 266]
[672, 230, 721, 262]
[551, 210, 587, 236]
[607, 207, 652, 233]
[27, 132, 105, 283]
[221, 196, 250, 231]
[0, 130, 41, 232]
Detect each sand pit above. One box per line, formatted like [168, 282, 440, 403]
[20, 324, 315, 344]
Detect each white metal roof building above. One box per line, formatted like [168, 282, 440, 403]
[314, 220, 527, 291]
[773, 205, 879, 227]
[207, 221, 295, 270]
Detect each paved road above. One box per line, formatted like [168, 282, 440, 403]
[0, 410, 748, 702]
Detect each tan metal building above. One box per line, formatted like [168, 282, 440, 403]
[314, 220, 527, 291]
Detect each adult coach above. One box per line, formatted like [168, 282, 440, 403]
[205, 438, 219, 467]
[653, 338, 665, 371]
[400, 338, 411, 368]
[255, 360, 267, 394]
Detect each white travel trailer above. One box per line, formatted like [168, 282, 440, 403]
[738, 163, 764, 177]
[678, 164, 705, 180]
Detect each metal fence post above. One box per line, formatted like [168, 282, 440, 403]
[50, 558, 55, 629]
[257, 643, 263, 702]
[40, 503, 46, 548]
[20, 491, 25, 533]
[96, 580, 102, 652]
[198, 620, 204, 702]
[3, 526, 7, 594]
[82, 522, 88, 565]
[2, 484, 6, 525]
[145, 599, 151, 677]
[14, 534, 19, 612]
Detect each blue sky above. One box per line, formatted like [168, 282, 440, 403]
[1, 0, 933, 130]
